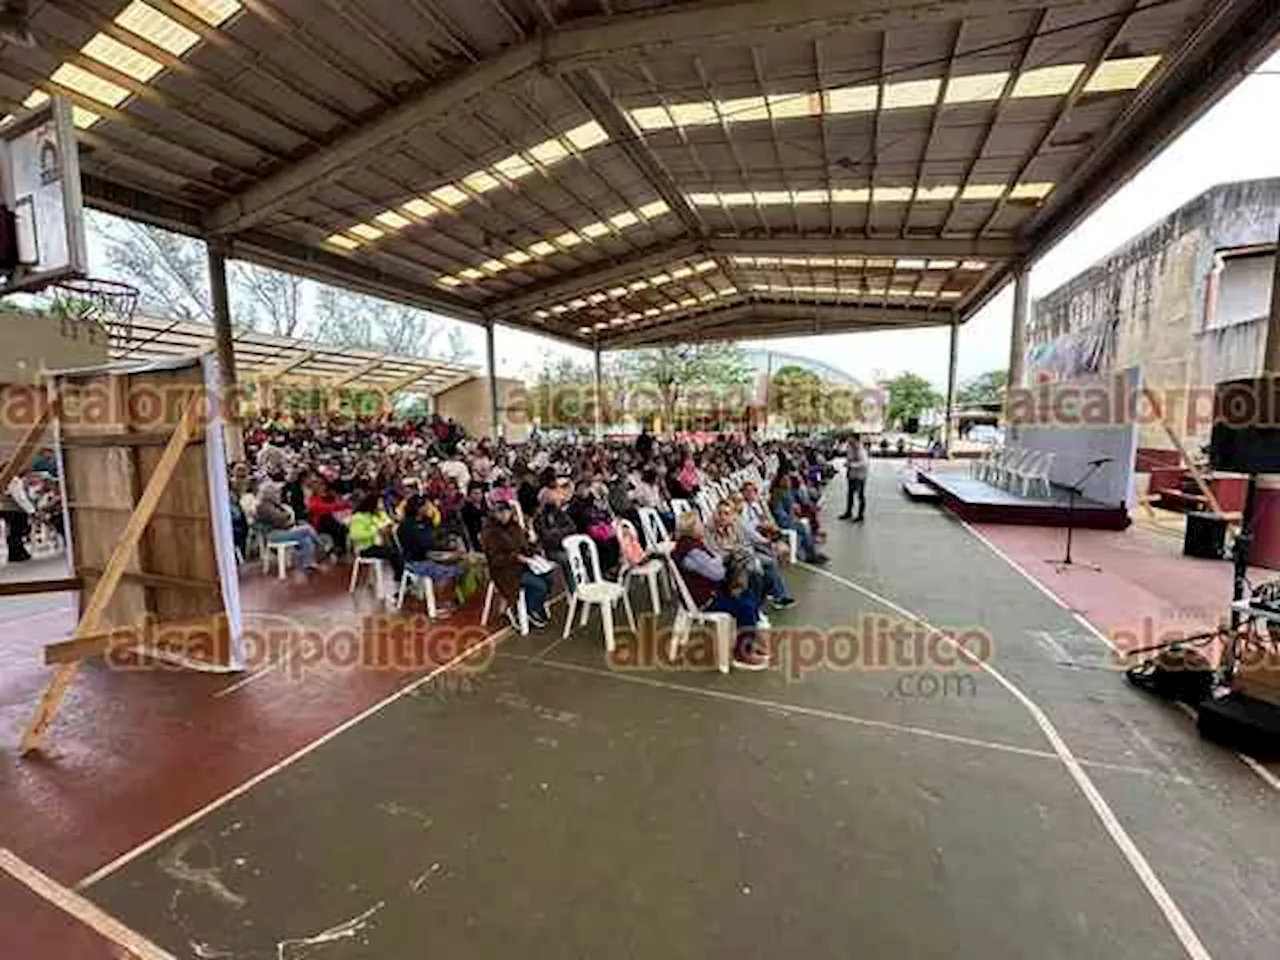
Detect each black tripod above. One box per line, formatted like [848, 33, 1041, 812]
[1047, 459, 1108, 573]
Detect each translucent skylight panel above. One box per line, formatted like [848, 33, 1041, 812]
[1083, 56, 1161, 93]
[429, 185, 468, 207]
[944, 71, 1009, 104]
[325, 234, 360, 250]
[1009, 181, 1055, 200]
[115, 2, 200, 57]
[914, 184, 959, 202]
[960, 183, 1006, 200]
[881, 78, 940, 110]
[51, 63, 130, 107]
[374, 210, 410, 230]
[1011, 63, 1085, 98]
[563, 120, 608, 150]
[82, 33, 164, 83]
[172, 0, 242, 26]
[825, 84, 877, 114]
[348, 223, 384, 241]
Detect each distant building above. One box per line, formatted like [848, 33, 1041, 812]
[1026, 178, 1279, 452]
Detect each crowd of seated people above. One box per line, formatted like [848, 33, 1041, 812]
[230, 412, 840, 665]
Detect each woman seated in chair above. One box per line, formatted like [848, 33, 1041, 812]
[307, 478, 350, 556]
[254, 481, 324, 573]
[568, 479, 622, 573]
[707, 498, 795, 611]
[481, 499, 554, 630]
[349, 492, 403, 580]
[767, 474, 829, 565]
[672, 511, 768, 671]
[398, 494, 466, 614]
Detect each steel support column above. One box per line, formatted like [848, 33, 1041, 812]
[486, 321, 500, 440]
[944, 318, 959, 453]
[207, 240, 243, 461]
[1265, 225, 1280, 374]
[1006, 266, 1030, 428]
[593, 346, 604, 440]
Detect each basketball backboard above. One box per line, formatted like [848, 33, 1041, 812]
[0, 95, 87, 295]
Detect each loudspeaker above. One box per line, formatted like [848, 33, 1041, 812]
[1210, 377, 1280, 474]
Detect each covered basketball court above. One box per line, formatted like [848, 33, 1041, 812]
[2, 1, 1280, 958]
[3, 0, 1278, 445]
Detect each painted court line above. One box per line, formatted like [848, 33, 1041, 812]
[961, 518, 1280, 797]
[800, 561, 1213, 960]
[76, 625, 513, 890]
[212, 647, 295, 698]
[501, 653, 1188, 784]
[1, 848, 178, 960]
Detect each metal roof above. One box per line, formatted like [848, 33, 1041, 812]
[108, 313, 477, 395]
[3, 0, 1276, 349]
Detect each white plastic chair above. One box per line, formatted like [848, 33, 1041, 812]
[670, 499, 694, 524]
[264, 538, 298, 579]
[349, 555, 388, 599]
[481, 580, 529, 635]
[616, 518, 667, 615]
[561, 534, 636, 652]
[664, 554, 732, 674]
[637, 506, 675, 557]
[396, 567, 438, 617]
[1013, 451, 1054, 497]
[991, 447, 1030, 489]
[971, 446, 998, 480]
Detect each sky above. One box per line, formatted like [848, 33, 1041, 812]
[76, 51, 1280, 388]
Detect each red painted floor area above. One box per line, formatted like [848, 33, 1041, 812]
[970, 521, 1261, 661]
[1, 564, 494, 956]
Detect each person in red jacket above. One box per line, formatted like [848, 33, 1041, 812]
[306, 478, 350, 555]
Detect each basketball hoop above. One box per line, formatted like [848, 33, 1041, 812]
[48, 276, 139, 341]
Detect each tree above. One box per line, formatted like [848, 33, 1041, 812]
[232, 263, 305, 338]
[883, 371, 941, 430]
[526, 353, 596, 430]
[311, 287, 473, 362]
[614, 343, 752, 433]
[94, 215, 212, 323]
[770, 364, 824, 429]
[956, 369, 1007, 407]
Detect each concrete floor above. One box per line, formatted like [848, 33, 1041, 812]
[25, 464, 1280, 957]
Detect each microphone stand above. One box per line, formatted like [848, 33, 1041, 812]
[1047, 460, 1107, 573]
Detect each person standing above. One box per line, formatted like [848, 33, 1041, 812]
[0, 473, 36, 562]
[839, 434, 870, 522]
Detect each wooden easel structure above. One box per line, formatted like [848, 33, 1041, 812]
[1138, 386, 1240, 527]
[10, 359, 238, 756]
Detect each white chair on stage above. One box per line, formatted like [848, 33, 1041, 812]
[971, 446, 999, 480]
[1011, 450, 1055, 498]
[992, 447, 1030, 489]
[616, 518, 668, 615]
[561, 534, 636, 652]
[664, 554, 732, 674]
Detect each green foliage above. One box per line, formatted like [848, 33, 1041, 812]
[956, 369, 1007, 407]
[883, 371, 942, 428]
[613, 343, 752, 432]
[769, 364, 824, 427]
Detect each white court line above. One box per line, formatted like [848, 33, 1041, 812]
[211, 648, 295, 699]
[77, 624, 513, 890]
[504, 653, 1187, 783]
[1, 847, 178, 960]
[799, 561, 1213, 960]
[961, 518, 1280, 796]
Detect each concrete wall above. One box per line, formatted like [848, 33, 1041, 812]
[1027, 179, 1280, 450]
[433, 376, 531, 442]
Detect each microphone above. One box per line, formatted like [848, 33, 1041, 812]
[1087, 457, 1113, 465]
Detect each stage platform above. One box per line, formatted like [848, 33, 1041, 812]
[917, 469, 1130, 530]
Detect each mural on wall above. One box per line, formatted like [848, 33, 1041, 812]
[1026, 310, 1118, 382]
